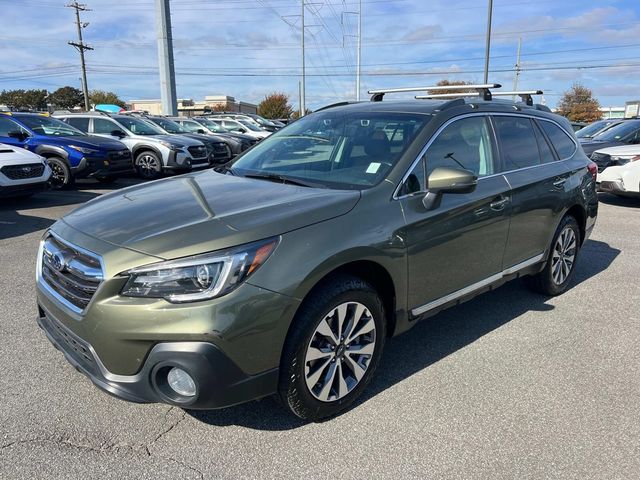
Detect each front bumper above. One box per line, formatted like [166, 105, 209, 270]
[37, 305, 279, 409]
[0, 180, 48, 197]
[72, 151, 134, 178]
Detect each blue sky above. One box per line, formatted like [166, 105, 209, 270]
[1, 0, 639, 110]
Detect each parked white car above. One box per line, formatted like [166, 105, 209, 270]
[0, 143, 51, 198]
[210, 118, 271, 140]
[595, 144, 640, 197]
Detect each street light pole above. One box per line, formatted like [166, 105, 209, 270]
[483, 0, 493, 84]
[300, 0, 306, 117]
[356, 0, 362, 101]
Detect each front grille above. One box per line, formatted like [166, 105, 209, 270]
[40, 235, 103, 312]
[108, 149, 132, 163]
[209, 143, 232, 162]
[187, 145, 208, 159]
[1, 163, 45, 180]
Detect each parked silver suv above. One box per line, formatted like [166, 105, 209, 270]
[56, 112, 209, 179]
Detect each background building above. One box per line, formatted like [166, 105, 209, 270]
[128, 95, 257, 116]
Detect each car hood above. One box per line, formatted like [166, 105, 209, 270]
[179, 132, 228, 144]
[146, 134, 203, 147]
[61, 170, 360, 259]
[219, 132, 254, 143]
[592, 144, 640, 156]
[580, 140, 624, 156]
[43, 135, 126, 151]
[0, 143, 44, 165]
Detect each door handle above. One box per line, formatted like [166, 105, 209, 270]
[489, 196, 509, 211]
[553, 178, 567, 188]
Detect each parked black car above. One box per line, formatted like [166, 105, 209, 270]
[580, 119, 640, 156]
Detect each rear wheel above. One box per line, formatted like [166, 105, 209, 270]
[47, 157, 74, 190]
[135, 151, 162, 179]
[526, 215, 581, 296]
[278, 275, 386, 421]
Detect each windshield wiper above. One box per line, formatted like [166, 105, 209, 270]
[281, 134, 331, 143]
[243, 172, 323, 188]
[213, 165, 236, 175]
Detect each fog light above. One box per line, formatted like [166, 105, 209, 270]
[167, 367, 196, 397]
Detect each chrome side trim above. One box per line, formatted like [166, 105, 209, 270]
[410, 253, 545, 317]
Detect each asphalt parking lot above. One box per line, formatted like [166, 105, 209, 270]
[1, 181, 639, 480]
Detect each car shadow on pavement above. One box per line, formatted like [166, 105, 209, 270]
[188, 239, 620, 430]
[597, 193, 640, 208]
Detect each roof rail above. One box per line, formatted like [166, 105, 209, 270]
[368, 83, 501, 102]
[416, 89, 544, 106]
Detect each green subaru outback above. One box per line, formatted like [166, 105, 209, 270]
[36, 86, 598, 421]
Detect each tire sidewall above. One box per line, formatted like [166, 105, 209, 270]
[280, 279, 386, 421]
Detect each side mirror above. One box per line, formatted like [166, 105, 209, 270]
[197, 129, 206, 134]
[8, 130, 28, 141]
[422, 167, 478, 210]
[111, 129, 126, 138]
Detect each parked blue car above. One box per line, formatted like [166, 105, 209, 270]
[0, 112, 132, 189]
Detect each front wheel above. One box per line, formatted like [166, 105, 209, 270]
[47, 157, 74, 190]
[278, 275, 386, 421]
[135, 151, 162, 179]
[526, 215, 581, 296]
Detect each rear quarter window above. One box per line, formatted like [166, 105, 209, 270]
[538, 121, 576, 159]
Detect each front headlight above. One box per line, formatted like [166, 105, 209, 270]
[68, 145, 99, 154]
[119, 237, 279, 303]
[611, 156, 633, 164]
[158, 140, 184, 151]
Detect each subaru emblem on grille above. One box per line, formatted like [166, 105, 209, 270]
[51, 253, 66, 272]
[22, 166, 32, 173]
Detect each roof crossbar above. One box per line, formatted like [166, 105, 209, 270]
[368, 83, 501, 102]
[415, 89, 544, 106]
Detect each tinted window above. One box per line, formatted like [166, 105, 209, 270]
[0, 117, 24, 136]
[538, 121, 576, 159]
[533, 122, 556, 163]
[594, 121, 640, 141]
[402, 158, 426, 195]
[424, 116, 495, 177]
[93, 118, 117, 134]
[493, 116, 540, 170]
[13, 115, 83, 137]
[64, 117, 90, 132]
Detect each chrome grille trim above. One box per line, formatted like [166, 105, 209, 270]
[37, 232, 105, 314]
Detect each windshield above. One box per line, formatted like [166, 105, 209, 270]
[593, 121, 640, 141]
[150, 118, 186, 134]
[15, 115, 84, 137]
[116, 116, 165, 135]
[238, 120, 262, 132]
[196, 118, 229, 133]
[231, 110, 429, 189]
[576, 120, 620, 139]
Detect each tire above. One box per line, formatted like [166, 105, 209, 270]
[46, 157, 74, 190]
[135, 151, 162, 179]
[96, 176, 117, 184]
[526, 215, 581, 296]
[278, 274, 386, 421]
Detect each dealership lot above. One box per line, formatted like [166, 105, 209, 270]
[0, 181, 639, 479]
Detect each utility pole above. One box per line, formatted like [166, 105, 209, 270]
[483, 0, 493, 84]
[67, 2, 93, 111]
[512, 37, 522, 101]
[155, 0, 177, 116]
[356, 0, 362, 101]
[300, 0, 306, 117]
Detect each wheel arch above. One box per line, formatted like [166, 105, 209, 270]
[565, 203, 587, 245]
[132, 145, 163, 161]
[34, 145, 69, 164]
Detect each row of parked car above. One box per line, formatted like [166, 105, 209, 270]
[0, 110, 281, 196]
[575, 117, 640, 198]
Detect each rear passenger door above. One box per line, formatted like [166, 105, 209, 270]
[493, 115, 576, 268]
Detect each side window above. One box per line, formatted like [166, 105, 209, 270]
[538, 121, 576, 159]
[424, 116, 495, 177]
[93, 118, 117, 134]
[64, 117, 89, 132]
[532, 122, 556, 164]
[0, 117, 24, 136]
[493, 116, 541, 170]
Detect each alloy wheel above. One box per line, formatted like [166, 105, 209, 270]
[49, 161, 67, 187]
[304, 302, 377, 402]
[551, 226, 577, 285]
[137, 154, 160, 178]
